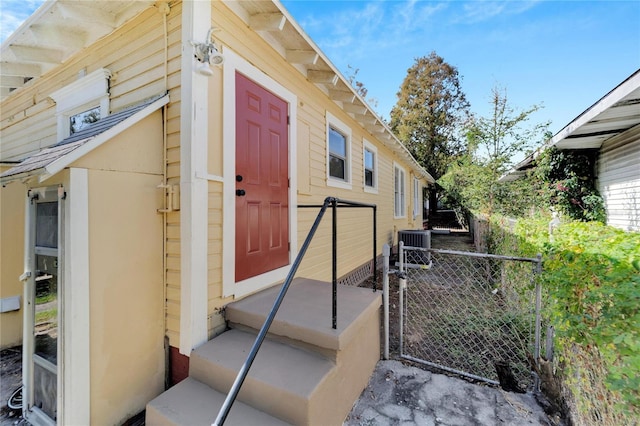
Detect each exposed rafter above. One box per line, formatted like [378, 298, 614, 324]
[249, 12, 286, 31]
[307, 70, 338, 86]
[0, 1, 154, 102]
[285, 49, 318, 65]
[328, 89, 355, 103]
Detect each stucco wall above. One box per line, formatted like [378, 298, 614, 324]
[0, 172, 25, 349]
[86, 168, 164, 425]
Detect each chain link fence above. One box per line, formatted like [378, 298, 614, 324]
[398, 244, 542, 388]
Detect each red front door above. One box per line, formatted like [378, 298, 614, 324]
[235, 72, 290, 282]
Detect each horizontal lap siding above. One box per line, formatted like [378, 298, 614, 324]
[598, 127, 640, 231]
[1, 4, 185, 344]
[204, 2, 424, 332]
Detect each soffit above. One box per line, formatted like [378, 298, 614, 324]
[224, 0, 434, 183]
[500, 69, 640, 182]
[1, 0, 434, 183]
[0, 0, 154, 101]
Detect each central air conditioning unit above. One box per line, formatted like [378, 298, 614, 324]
[398, 229, 431, 269]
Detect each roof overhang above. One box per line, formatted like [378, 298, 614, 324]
[0, 94, 169, 185]
[2, 0, 434, 183]
[0, 1, 154, 101]
[500, 69, 640, 182]
[223, 0, 435, 183]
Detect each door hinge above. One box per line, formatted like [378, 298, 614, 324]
[287, 115, 290, 125]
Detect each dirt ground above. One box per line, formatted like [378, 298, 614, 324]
[0, 346, 22, 424]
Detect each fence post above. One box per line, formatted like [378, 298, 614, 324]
[398, 241, 405, 356]
[534, 253, 543, 369]
[382, 244, 390, 360]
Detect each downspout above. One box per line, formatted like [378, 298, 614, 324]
[158, 1, 171, 389]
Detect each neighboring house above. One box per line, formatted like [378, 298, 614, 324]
[0, 1, 433, 424]
[502, 69, 640, 232]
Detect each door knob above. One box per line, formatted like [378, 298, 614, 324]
[236, 189, 246, 196]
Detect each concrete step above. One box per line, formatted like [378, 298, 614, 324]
[149, 277, 382, 426]
[145, 377, 289, 426]
[191, 328, 339, 425]
[225, 277, 381, 360]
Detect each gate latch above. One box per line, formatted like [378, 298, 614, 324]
[19, 271, 31, 282]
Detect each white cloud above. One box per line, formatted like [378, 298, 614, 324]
[459, 0, 540, 24]
[0, 0, 45, 43]
[297, 1, 447, 62]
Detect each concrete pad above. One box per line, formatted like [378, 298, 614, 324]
[345, 360, 553, 426]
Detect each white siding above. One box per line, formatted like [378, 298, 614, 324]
[597, 125, 640, 231]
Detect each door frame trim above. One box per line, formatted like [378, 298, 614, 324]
[222, 48, 298, 298]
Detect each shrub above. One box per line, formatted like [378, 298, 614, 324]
[488, 216, 640, 422]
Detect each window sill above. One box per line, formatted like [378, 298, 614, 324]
[327, 178, 352, 190]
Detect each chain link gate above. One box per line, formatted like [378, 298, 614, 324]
[397, 242, 542, 388]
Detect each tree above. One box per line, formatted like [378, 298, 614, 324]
[389, 52, 470, 182]
[439, 85, 549, 218]
[345, 65, 378, 109]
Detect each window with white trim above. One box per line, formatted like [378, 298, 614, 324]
[363, 140, 378, 193]
[413, 177, 421, 219]
[50, 68, 111, 141]
[326, 112, 352, 189]
[394, 163, 406, 218]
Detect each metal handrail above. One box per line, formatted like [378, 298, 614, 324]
[213, 197, 377, 425]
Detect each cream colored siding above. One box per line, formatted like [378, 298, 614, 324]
[202, 2, 426, 330]
[1, 2, 186, 349]
[0, 169, 25, 349]
[598, 126, 640, 231]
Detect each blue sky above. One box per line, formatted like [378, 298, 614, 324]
[280, 1, 640, 139]
[2, 0, 639, 151]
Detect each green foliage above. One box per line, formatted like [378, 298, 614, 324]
[491, 216, 640, 417]
[390, 51, 470, 180]
[438, 86, 548, 217]
[536, 147, 606, 223]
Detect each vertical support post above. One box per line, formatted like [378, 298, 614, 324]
[22, 191, 36, 417]
[331, 198, 337, 330]
[398, 241, 405, 356]
[534, 253, 543, 368]
[546, 326, 554, 361]
[372, 205, 377, 291]
[382, 244, 390, 360]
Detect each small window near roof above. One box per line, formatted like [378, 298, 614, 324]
[70, 106, 101, 134]
[326, 112, 352, 189]
[50, 68, 111, 141]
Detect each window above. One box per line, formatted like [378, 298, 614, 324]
[326, 112, 352, 189]
[363, 140, 378, 193]
[329, 127, 347, 179]
[394, 163, 406, 218]
[50, 68, 111, 141]
[70, 106, 101, 134]
[413, 177, 421, 219]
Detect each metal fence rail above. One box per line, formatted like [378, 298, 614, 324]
[398, 243, 542, 388]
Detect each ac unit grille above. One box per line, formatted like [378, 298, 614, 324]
[398, 229, 431, 266]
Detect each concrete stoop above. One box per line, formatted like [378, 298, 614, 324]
[147, 278, 381, 426]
